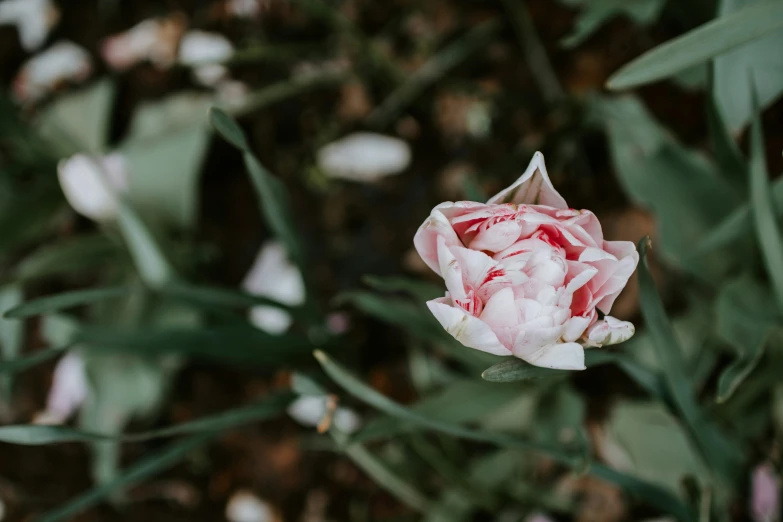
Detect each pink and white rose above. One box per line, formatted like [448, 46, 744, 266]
[413, 152, 638, 370]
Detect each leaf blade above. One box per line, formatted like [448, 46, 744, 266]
[607, 1, 783, 90]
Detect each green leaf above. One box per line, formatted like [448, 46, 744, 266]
[209, 107, 249, 151]
[40, 314, 81, 346]
[0, 284, 24, 401]
[361, 275, 444, 302]
[0, 392, 293, 445]
[607, 0, 783, 90]
[637, 238, 744, 481]
[602, 401, 708, 504]
[230, 71, 348, 117]
[122, 126, 210, 231]
[354, 379, 532, 443]
[715, 276, 778, 402]
[3, 286, 129, 319]
[211, 108, 305, 271]
[74, 325, 313, 366]
[38, 433, 212, 522]
[480, 358, 563, 382]
[597, 95, 738, 276]
[706, 92, 747, 192]
[559, 0, 666, 48]
[161, 282, 292, 312]
[750, 101, 783, 311]
[125, 92, 212, 142]
[589, 463, 695, 522]
[0, 346, 67, 375]
[366, 20, 501, 130]
[315, 350, 692, 520]
[13, 235, 120, 283]
[0, 285, 24, 352]
[116, 201, 177, 288]
[713, 0, 783, 132]
[36, 79, 116, 155]
[315, 350, 575, 456]
[690, 174, 783, 257]
[332, 430, 433, 512]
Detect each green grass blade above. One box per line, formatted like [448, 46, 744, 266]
[3, 286, 130, 319]
[0, 345, 67, 374]
[589, 463, 695, 522]
[366, 20, 501, 129]
[637, 238, 744, 480]
[361, 275, 444, 302]
[315, 350, 691, 520]
[13, 235, 118, 283]
[37, 433, 212, 522]
[73, 326, 313, 367]
[0, 392, 293, 445]
[315, 350, 575, 457]
[210, 108, 306, 272]
[116, 201, 177, 288]
[161, 282, 293, 311]
[750, 104, 783, 310]
[332, 431, 433, 513]
[607, 1, 783, 89]
[689, 175, 783, 256]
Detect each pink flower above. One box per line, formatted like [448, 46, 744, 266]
[413, 152, 638, 370]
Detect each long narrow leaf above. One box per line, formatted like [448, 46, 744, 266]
[607, 1, 783, 89]
[314, 350, 692, 521]
[37, 433, 212, 522]
[749, 104, 783, 310]
[209, 108, 305, 270]
[637, 238, 744, 480]
[74, 326, 313, 366]
[3, 286, 130, 319]
[332, 430, 433, 512]
[116, 201, 177, 288]
[0, 346, 67, 374]
[0, 392, 293, 445]
[366, 20, 501, 129]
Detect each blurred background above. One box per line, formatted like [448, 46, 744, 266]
[0, 0, 782, 521]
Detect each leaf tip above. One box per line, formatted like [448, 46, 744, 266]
[313, 350, 328, 364]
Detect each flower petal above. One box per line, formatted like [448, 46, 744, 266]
[583, 316, 635, 348]
[487, 152, 567, 209]
[427, 298, 512, 356]
[480, 287, 518, 330]
[413, 208, 462, 276]
[527, 342, 585, 370]
[469, 219, 522, 252]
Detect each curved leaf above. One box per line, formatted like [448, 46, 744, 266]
[607, 0, 783, 89]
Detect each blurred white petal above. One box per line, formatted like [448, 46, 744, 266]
[242, 241, 305, 334]
[216, 79, 250, 109]
[102, 15, 184, 71]
[0, 0, 59, 51]
[226, 0, 265, 18]
[226, 490, 277, 522]
[57, 153, 128, 221]
[524, 514, 556, 522]
[317, 132, 411, 182]
[287, 396, 361, 434]
[13, 41, 91, 103]
[248, 306, 292, 336]
[34, 352, 88, 425]
[178, 30, 234, 87]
